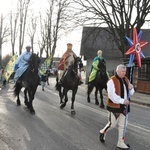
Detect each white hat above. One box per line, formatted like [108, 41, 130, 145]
[25, 45, 31, 48]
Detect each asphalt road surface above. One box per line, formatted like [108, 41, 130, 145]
[0, 77, 149, 150]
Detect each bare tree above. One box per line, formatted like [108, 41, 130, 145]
[26, 15, 38, 52]
[72, 0, 150, 56]
[0, 14, 10, 66]
[10, 10, 19, 55]
[18, 0, 31, 55]
[37, 14, 47, 58]
[37, 0, 72, 58]
[9, 0, 31, 55]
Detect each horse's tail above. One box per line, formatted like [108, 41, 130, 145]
[55, 82, 61, 91]
[55, 76, 60, 91]
[87, 81, 94, 95]
[14, 82, 21, 97]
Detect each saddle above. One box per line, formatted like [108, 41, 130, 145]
[59, 67, 83, 85]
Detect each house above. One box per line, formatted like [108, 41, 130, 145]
[80, 27, 150, 94]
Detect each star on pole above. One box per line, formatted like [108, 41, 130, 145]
[125, 28, 148, 68]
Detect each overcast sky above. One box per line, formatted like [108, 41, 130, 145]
[0, 0, 82, 58]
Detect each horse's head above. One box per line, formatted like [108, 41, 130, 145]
[97, 59, 106, 75]
[74, 56, 83, 72]
[28, 53, 41, 72]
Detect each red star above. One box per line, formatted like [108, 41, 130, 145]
[125, 28, 148, 68]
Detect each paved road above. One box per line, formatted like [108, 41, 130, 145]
[0, 77, 149, 150]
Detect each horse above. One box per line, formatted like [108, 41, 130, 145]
[13, 53, 41, 114]
[87, 59, 108, 108]
[55, 56, 83, 115]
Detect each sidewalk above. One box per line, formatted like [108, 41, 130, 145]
[79, 83, 150, 107]
[129, 91, 150, 107]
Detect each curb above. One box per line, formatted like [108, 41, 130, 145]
[130, 100, 150, 107]
[61, 80, 150, 108]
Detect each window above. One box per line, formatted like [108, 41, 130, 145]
[138, 63, 150, 80]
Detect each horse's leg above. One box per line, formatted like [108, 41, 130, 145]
[60, 89, 68, 109]
[28, 90, 36, 114]
[95, 88, 99, 105]
[60, 86, 64, 104]
[71, 88, 77, 115]
[56, 82, 63, 104]
[16, 87, 22, 106]
[24, 88, 29, 107]
[87, 82, 94, 103]
[17, 94, 21, 106]
[99, 89, 105, 108]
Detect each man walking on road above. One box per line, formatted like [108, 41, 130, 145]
[99, 64, 135, 149]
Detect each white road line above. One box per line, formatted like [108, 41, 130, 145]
[27, 88, 150, 133]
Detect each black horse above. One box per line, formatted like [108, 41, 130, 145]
[55, 57, 83, 115]
[13, 53, 40, 114]
[87, 59, 108, 108]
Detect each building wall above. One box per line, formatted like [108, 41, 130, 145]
[80, 27, 124, 82]
[80, 27, 150, 91]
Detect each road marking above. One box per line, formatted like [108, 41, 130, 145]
[35, 88, 150, 133]
[128, 123, 150, 133]
[75, 101, 107, 117]
[75, 102, 150, 133]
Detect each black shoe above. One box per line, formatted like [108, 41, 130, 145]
[99, 132, 105, 143]
[42, 89, 44, 91]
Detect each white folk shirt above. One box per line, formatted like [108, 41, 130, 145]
[107, 79, 135, 104]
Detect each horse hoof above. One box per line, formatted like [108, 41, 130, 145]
[30, 110, 35, 114]
[100, 105, 105, 109]
[17, 103, 21, 106]
[17, 100, 21, 106]
[17, 102, 21, 106]
[95, 102, 99, 105]
[60, 103, 65, 109]
[71, 110, 76, 115]
[24, 102, 28, 106]
[60, 105, 63, 109]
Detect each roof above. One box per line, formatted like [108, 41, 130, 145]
[80, 27, 150, 60]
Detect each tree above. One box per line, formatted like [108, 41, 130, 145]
[26, 15, 38, 52]
[37, 14, 47, 58]
[37, 0, 72, 58]
[72, 0, 150, 56]
[9, 0, 31, 55]
[10, 10, 19, 55]
[0, 14, 10, 66]
[18, 0, 31, 55]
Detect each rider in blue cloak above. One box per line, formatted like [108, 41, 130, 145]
[13, 45, 32, 82]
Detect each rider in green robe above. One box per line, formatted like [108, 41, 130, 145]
[89, 50, 108, 82]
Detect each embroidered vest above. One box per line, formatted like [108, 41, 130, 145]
[107, 76, 129, 113]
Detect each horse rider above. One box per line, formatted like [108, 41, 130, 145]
[57, 43, 83, 85]
[14, 45, 32, 82]
[88, 50, 108, 82]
